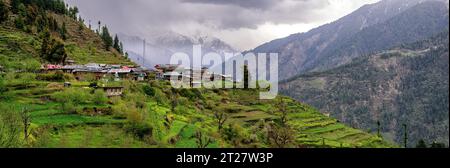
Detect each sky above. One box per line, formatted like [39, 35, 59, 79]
[65, 0, 380, 51]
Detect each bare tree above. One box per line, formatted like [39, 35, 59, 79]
[195, 131, 212, 148]
[214, 111, 228, 131]
[266, 123, 294, 148]
[277, 97, 289, 126]
[20, 107, 32, 142]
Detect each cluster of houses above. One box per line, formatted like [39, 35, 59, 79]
[154, 64, 232, 88]
[40, 61, 233, 96]
[42, 62, 149, 82]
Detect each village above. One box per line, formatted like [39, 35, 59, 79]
[40, 60, 233, 97]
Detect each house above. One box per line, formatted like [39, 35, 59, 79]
[65, 59, 76, 65]
[100, 86, 124, 97]
[131, 67, 148, 81]
[163, 71, 182, 81]
[44, 64, 63, 71]
[61, 65, 85, 73]
[154, 64, 181, 79]
[73, 67, 107, 81]
[108, 68, 132, 80]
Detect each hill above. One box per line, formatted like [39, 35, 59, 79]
[281, 31, 449, 146]
[0, 0, 393, 148]
[250, 0, 449, 80]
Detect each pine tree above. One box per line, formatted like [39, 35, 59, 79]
[40, 29, 51, 58]
[101, 26, 113, 50]
[59, 22, 67, 40]
[113, 34, 120, 52]
[119, 42, 124, 55]
[403, 124, 408, 148]
[97, 20, 101, 34]
[243, 65, 250, 89]
[416, 139, 427, 148]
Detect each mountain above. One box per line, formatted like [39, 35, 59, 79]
[119, 31, 237, 69]
[280, 31, 449, 146]
[250, 0, 449, 80]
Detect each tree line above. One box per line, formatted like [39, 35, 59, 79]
[0, 0, 125, 64]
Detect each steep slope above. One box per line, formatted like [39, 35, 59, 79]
[250, 0, 449, 80]
[281, 31, 449, 146]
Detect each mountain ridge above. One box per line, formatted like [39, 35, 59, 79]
[250, 0, 449, 80]
[280, 30, 449, 145]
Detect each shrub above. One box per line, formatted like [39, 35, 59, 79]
[92, 89, 108, 105]
[111, 102, 128, 119]
[36, 71, 64, 81]
[51, 88, 90, 112]
[143, 85, 155, 97]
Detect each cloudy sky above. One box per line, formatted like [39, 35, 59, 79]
[66, 0, 380, 50]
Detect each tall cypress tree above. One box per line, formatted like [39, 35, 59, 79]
[113, 34, 120, 52]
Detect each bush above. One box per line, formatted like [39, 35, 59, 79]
[51, 88, 90, 110]
[92, 89, 108, 105]
[143, 85, 155, 97]
[111, 102, 128, 119]
[36, 71, 65, 81]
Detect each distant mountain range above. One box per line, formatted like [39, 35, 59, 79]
[250, 0, 449, 80]
[119, 31, 237, 69]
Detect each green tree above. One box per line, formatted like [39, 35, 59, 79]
[101, 26, 113, 50]
[92, 89, 108, 105]
[415, 139, 427, 148]
[113, 34, 120, 52]
[277, 97, 289, 126]
[14, 16, 25, 29]
[20, 107, 32, 143]
[403, 124, 408, 148]
[377, 120, 381, 137]
[143, 85, 155, 97]
[243, 65, 249, 89]
[0, 0, 8, 23]
[59, 22, 67, 40]
[430, 142, 446, 148]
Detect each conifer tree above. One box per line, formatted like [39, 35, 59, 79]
[113, 34, 120, 52]
[101, 26, 113, 50]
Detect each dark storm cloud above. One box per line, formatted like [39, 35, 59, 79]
[181, 0, 280, 9]
[66, 0, 331, 31]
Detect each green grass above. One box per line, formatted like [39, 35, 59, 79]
[45, 125, 150, 148]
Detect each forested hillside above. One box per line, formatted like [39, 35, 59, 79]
[281, 31, 449, 146]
